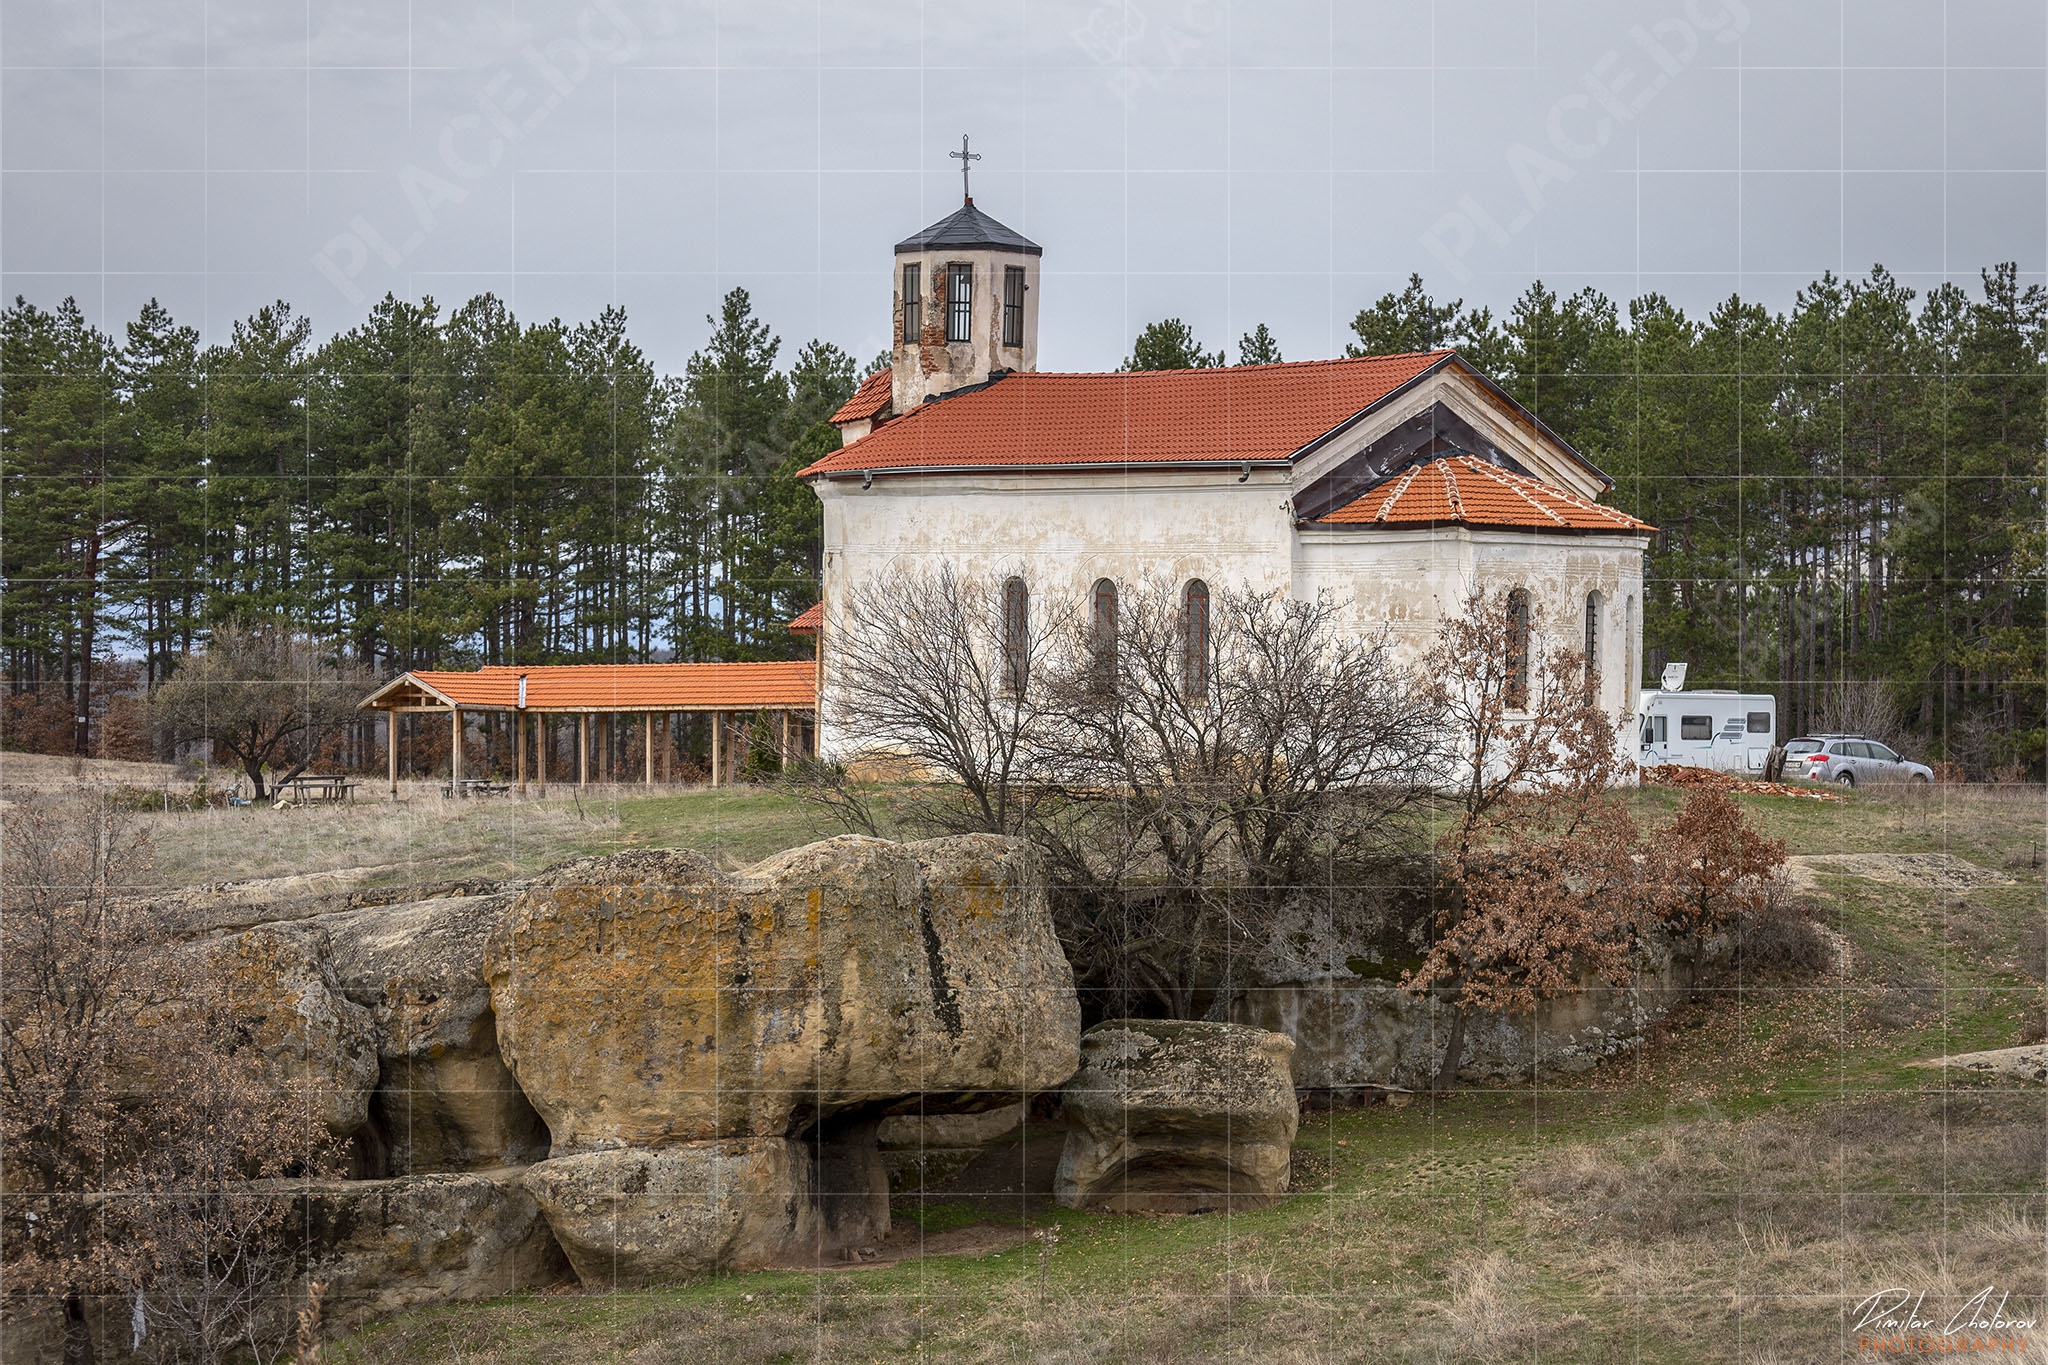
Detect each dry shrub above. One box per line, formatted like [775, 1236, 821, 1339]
[1724, 890, 1833, 981]
[1411, 1251, 1572, 1362]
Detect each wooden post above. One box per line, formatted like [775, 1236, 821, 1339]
[516, 711, 527, 794]
[388, 712, 399, 797]
[536, 715, 547, 795]
[578, 714, 589, 787]
[599, 715, 611, 783]
[450, 708, 463, 793]
[643, 712, 654, 786]
[711, 711, 723, 789]
[779, 710, 791, 770]
[660, 714, 672, 783]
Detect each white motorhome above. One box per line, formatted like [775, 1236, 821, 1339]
[1637, 664, 1779, 774]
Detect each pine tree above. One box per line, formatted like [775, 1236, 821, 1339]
[1237, 323, 1283, 366]
[1121, 318, 1224, 371]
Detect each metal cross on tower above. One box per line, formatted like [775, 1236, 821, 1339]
[950, 134, 980, 204]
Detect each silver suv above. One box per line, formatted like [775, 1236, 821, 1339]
[1783, 735, 1934, 787]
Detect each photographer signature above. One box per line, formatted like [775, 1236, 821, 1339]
[1854, 1286, 2037, 1336]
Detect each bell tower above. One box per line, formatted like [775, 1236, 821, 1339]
[891, 137, 1042, 411]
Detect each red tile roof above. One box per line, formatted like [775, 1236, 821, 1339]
[361, 662, 817, 712]
[1315, 456, 1653, 534]
[801, 352, 1452, 476]
[830, 369, 893, 425]
[787, 602, 822, 634]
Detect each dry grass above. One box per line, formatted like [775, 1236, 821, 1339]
[0, 749, 191, 792]
[136, 787, 625, 889]
[334, 1090, 2046, 1364]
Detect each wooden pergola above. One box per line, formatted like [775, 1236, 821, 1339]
[358, 660, 818, 796]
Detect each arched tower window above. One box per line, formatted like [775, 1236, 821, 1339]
[1182, 579, 1211, 699]
[1091, 578, 1119, 688]
[1584, 590, 1603, 686]
[1002, 577, 1029, 693]
[1505, 589, 1532, 710]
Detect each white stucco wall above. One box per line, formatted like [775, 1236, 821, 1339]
[1293, 525, 1648, 721]
[812, 466, 1648, 759]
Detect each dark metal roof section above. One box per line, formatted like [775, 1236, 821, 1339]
[1292, 402, 1535, 523]
[894, 202, 1043, 256]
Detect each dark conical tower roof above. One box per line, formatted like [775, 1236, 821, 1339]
[894, 201, 1042, 256]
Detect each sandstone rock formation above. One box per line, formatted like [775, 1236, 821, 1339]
[1057, 1020, 1298, 1214]
[137, 922, 381, 1140]
[492, 835, 1079, 1282]
[292, 1168, 568, 1333]
[524, 1140, 855, 1287]
[321, 890, 550, 1173]
[876, 1102, 1024, 1191]
[487, 835, 1078, 1155]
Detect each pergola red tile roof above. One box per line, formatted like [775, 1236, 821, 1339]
[1315, 455, 1653, 534]
[360, 662, 817, 714]
[802, 352, 1453, 476]
[829, 369, 893, 425]
[786, 602, 823, 634]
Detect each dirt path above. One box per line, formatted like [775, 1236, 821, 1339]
[1783, 851, 2015, 893]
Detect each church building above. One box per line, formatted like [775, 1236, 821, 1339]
[800, 188, 1652, 762]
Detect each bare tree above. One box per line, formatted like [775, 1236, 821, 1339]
[1404, 588, 1641, 1090]
[1815, 677, 1908, 751]
[1, 790, 160, 1364]
[150, 621, 375, 800]
[1, 791, 340, 1364]
[815, 564, 1067, 836]
[1035, 582, 1443, 1017]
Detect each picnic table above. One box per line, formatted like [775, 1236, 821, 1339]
[278, 774, 360, 803]
[442, 778, 512, 799]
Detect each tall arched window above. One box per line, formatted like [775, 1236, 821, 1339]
[1002, 577, 1029, 693]
[1182, 579, 1211, 699]
[1091, 578, 1119, 688]
[1584, 590, 1603, 686]
[1505, 588, 1532, 710]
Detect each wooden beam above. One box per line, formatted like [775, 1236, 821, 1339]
[578, 714, 589, 787]
[779, 710, 791, 770]
[388, 712, 399, 797]
[516, 710, 527, 794]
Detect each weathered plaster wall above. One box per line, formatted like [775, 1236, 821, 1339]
[815, 468, 1298, 758]
[891, 247, 1040, 409]
[1293, 525, 1648, 721]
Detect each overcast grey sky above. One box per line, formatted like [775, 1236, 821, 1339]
[3, 0, 2044, 374]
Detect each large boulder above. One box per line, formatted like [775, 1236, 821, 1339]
[522, 1138, 881, 1287]
[135, 923, 380, 1140]
[293, 1168, 568, 1334]
[1057, 1020, 1298, 1214]
[320, 890, 550, 1174]
[485, 835, 1080, 1155]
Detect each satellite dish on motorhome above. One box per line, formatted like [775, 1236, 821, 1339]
[1661, 663, 1689, 693]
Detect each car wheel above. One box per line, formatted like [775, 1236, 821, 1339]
[1836, 771, 1856, 787]
[1912, 773, 1931, 784]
